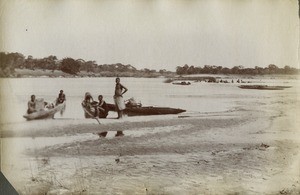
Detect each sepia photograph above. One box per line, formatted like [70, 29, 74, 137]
[0, 0, 299, 194]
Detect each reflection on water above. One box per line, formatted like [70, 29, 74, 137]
[94, 125, 191, 139]
[95, 131, 124, 138]
[97, 131, 108, 138]
[115, 131, 124, 137]
[4, 125, 180, 154]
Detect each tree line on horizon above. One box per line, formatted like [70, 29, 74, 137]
[176, 64, 299, 75]
[0, 52, 170, 77]
[1, 52, 299, 77]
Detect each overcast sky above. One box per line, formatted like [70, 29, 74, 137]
[0, 0, 299, 71]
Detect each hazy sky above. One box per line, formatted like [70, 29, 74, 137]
[0, 0, 299, 71]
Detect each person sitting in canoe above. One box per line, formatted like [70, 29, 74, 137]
[27, 95, 37, 114]
[96, 95, 109, 118]
[56, 90, 66, 105]
[82, 92, 99, 117]
[82, 92, 95, 108]
[114, 77, 128, 119]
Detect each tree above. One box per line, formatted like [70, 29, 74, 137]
[0, 52, 25, 76]
[24, 55, 35, 70]
[143, 68, 151, 74]
[254, 66, 264, 75]
[159, 69, 167, 74]
[176, 66, 184, 75]
[187, 65, 195, 74]
[231, 66, 241, 74]
[44, 55, 58, 71]
[60, 58, 80, 75]
[222, 67, 231, 74]
[284, 65, 298, 74]
[268, 64, 278, 74]
[202, 65, 212, 74]
[83, 61, 95, 72]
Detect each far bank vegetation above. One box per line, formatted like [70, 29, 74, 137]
[0, 52, 173, 78]
[0, 52, 299, 78]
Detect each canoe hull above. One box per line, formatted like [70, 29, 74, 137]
[23, 101, 66, 120]
[107, 103, 185, 116]
[172, 82, 191, 85]
[238, 85, 291, 90]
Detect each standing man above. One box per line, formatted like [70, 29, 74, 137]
[114, 77, 128, 119]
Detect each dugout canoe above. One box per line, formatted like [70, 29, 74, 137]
[23, 101, 66, 120]
[238, 85, 292, 90]
[172, 81, 191, 85]
[107, 103, 186, 116]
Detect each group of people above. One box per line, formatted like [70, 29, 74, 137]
[27, 90, 66, 114]
[82, 77, 128, 119]
[27, 77, 128, 119]
[82, 93, 109, 118]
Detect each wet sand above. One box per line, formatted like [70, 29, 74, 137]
[1, 91, 300, 195]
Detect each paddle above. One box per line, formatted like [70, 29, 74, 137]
[81, 102, 101, 124]
[94, 117, 101, 124]
[85, 109, 101, 124]
[86, 109, 101, 124]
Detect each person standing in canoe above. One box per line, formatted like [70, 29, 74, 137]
[114, 77, 128, 119]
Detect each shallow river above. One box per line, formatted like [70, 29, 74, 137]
[0, 76, 298, 124]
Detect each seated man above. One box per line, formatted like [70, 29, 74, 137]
[82, 92, 94, 108]
[96, 95, 109, 118]
[56, 90, 66, 105]
[82, 92, 98, 118]
[27, 95, 37, 114]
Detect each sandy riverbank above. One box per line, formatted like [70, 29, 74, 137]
[1, 94, 300, 195]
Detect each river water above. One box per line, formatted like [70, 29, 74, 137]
[1, 76, 300, 194]
[0, 76, 299, 124]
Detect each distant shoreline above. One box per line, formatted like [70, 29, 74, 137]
[7, 68, 176, 78]
[3, 68, 298, 81]
[0, 68, 298, 82]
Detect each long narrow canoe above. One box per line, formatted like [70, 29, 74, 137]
[107, 103, 186, 116]
[238, 85, 292, 90]
[172, 81, 191, 85]
[23, 101, 66, 120]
